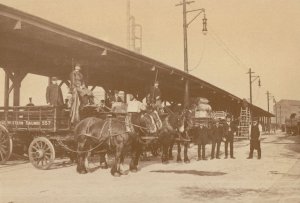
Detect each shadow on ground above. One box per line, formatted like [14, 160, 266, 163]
[179, 186, 274, 201]
[150, 170, 226, 176]
[49, 160, 76, 170]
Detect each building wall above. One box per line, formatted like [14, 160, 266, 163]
[273, 100, 300, 125]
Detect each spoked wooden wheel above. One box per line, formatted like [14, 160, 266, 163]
[29, 137, 55, 170]
[0, 126, 12, 164]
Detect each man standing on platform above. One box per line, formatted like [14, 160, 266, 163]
[223, 117, 236, 159]
[211, 120, 224, 159]
[149, 81, 162, 112]
[69, 65, 85, 124]
[247, 118, 262, 159]
[46, 77, 64, 106]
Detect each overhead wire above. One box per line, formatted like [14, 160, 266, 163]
[206, 26, 276, 106]
[209, 26, 249, 71]
[189, 34, 206, 72]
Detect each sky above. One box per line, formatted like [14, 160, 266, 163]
[0, 0, 299, 113]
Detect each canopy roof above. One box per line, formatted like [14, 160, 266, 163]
[0, 4, 273, 117]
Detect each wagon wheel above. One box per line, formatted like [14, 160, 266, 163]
[0, 126, 12, 164]
[29, 137, 55, 170]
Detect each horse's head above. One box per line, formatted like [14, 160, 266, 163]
[168, 111, 185, 133]
[182, 108, 195, 130]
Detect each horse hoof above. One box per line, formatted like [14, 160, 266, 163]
[162, 161, 169, 165]
[100, 163, 108, 169]
[130, 169, 138, 173]
[177, 159, 182, 163]
[121, 170, 129, 175]
[78, 170, 88, 174]
[184, 159, 190, 164]
[113, 172, 121, 177]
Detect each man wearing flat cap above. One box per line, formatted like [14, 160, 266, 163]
[46, 77, 64, 106]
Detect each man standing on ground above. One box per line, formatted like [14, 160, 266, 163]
[247, 118, 262, 159]
[211, 120, 223, 159]
[195, 123, 209, 161]
[46, 77, 64, 106]
[223, 117, 236, 159]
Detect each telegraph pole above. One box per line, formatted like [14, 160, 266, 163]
[249, 68, 253, 104]
[279, 105, 282, 128]
[266, 91, 270, 112]
[127, 0, 131, 49]
[182, 0, 189, 108]
[176, 0, 207, 107]
[247, 68, 260, 104]
[266, 91, 271, 133]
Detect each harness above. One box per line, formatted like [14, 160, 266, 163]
[58, 115, 151, 154]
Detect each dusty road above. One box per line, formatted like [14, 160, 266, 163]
[1, 133, 300, 203]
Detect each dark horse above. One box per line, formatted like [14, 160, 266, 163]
[74, 113, 154, 176]
[163, 108, 191, 163]
[157, 111, 185, 164]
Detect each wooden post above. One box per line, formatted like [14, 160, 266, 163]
[4, 70, 9, 108]
[13, 81, 21, 106]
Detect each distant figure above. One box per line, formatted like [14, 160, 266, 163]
[247, 118, 262, 159]
[46, 77, 64, 106]
[26, 97, 35, 106]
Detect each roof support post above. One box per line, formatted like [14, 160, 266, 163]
[5, 69, 27, 106]
[4, 69, 10, 108]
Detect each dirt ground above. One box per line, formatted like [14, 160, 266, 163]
[1, 132, 300, 203]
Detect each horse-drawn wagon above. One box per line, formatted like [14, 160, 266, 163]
[0, 105, 73, 169]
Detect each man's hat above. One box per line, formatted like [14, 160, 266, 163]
[253, 117, 259, 121]
[51, 77, 58, 81]
[75, 65, 81, 70]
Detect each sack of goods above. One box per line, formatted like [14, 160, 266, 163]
[197, 103, 212, 111]
[195, 110, 209, 118]
[198, 97, 209, 104]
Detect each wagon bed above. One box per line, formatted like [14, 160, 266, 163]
[0, 106, 70, 132]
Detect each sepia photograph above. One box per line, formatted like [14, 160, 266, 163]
[0, 0, 299, 202]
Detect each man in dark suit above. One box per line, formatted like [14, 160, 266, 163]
[247, 118, 261, 159]
[149, 81, 162, 112]
[46, 77, 64, 106]
[70, 65, 85, 90]
[211, 120, 224, 159]
[149, 81, 161, 103]
[195, 123, 209, 161]
[223, 117, 236, 159]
